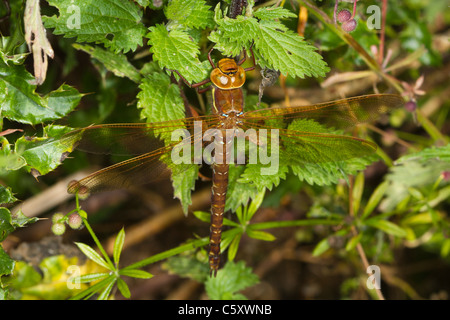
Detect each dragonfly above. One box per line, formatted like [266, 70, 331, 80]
[61, 49, 404, 276]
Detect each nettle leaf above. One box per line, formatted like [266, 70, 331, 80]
[253, 6, 298, 20]
[239, 164, 289, 191]
[73, 44, 141, 83]
[165, 0, 214, 29]
[137, 71, 197, 213]
[147, 24, 210, 84]
[209, 14, 259, 56]
[137, 71, 185, 131]
[225, 165, 259, 212]
[0, 63, 83, 125]
[209, 5, 329, 79]
[205, 261, 259, 300]
[396, 144, 450, 164]
[15, 125, 77, 177]
[380, 145, 450, 211]
[43, 0, 147, 53]
[171, 163, 199, 215]
[254, 19, 329, 78]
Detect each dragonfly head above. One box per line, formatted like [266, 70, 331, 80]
[210, 58, 246, 89]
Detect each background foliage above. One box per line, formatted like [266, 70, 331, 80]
[0, 0, 449, 300]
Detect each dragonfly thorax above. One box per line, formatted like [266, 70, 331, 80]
[210, 58, 246, 89]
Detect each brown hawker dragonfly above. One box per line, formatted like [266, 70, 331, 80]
[61, 49, 404, 276]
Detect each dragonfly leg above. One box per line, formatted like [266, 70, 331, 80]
[241, 45, 256, 72]
[168, 69, 212, 93]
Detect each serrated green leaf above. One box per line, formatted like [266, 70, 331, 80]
[171, 163, 199, 214]
[137, 72, 185, 123]
[0, 63, 83, 125]
[396, 142, 450, 164]
[73, 44, 141, 83]
[364, 219, 408, 237]
[0, 186, 18, 205]
[147, 24, 209, 84]
[15, 125, 77, 176]
[209, 7, 329, 78]
[75, 242, 111, 270]
[113, 228, 125, 265]
[239, 164, 289, 192]
[255, 19, 329, 78]
[43, 0, 146, 53]
[253, 6, 297, 20]
[205, 261, 259, 300]
[208, 15, 258, 56]
[165, 0, 214, 29]
[225, 165, 259, 212]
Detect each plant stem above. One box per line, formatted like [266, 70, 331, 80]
[81, 215, 115, 270]
[349, 176, 385, 300]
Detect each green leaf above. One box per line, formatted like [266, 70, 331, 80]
[113, 228, 125, 265]
[147, 24, 210, 84]
[119, 269, 153, 279]
[43, 0, 147, 53]
[345, 233, 362, 251]
[352, 172, 365, 215]
[193, 210, 210, 223]
[171, 163, 199, 214]
[0, 63, 83, 125]
[246, 189, 266, 221]
[0, 207, 37, 242]
[73, 44, 141, 83]
[361, 180, 388, 220]
[441, 239, 450, 258]
[0, 137, 27, 172]
[15, 125, 77, 177]
[0, 186, 18, 205]
[364, 219, 408, 237]
[225, 165, 259, 212]
[163, 254, 209, 282]
[97, 277, 116, 300]
[227, 233, 242, 262]
[116, 277, 131, 299]
[312, 238, 330, 256]
[209, 6, 329, 78]
[75, 242, 111, 270]
[253, 6, 297, 20]
[77, 272, 110, 283]
[137, 72, 185, 129]
[205, 261, 259, 300]
[396, 144, 450, 164]
[165, 0, 214, 29]
[246, 229, 276, 241]
[0, 245, 15, 277]
[209, 14, 259, 57]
